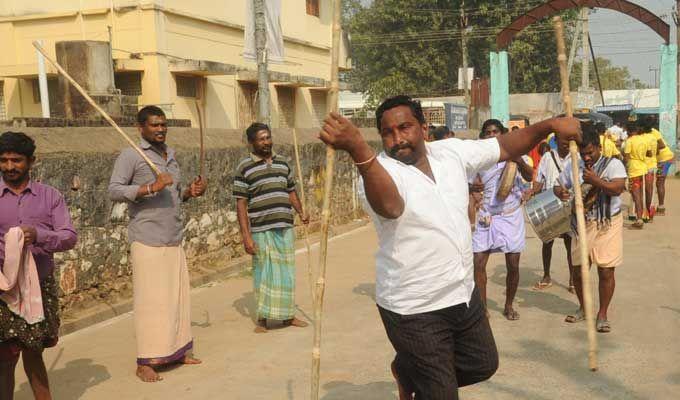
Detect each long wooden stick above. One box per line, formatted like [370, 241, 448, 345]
[553, 16, 598, 372]
[311, 1, 341, 398]
[32, 41, 160, 175]
[195, 100, 206, 179]
[292, 128, 315, 303]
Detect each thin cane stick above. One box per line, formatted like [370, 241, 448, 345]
[195, 100, 206, 179]
[292, 128, 314, 303]
[311, 1, 341, 398]
[32, 41, 160, 175]
[553, 16, 598, 372]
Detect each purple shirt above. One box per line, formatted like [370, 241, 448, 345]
[0, 180, 77, 281]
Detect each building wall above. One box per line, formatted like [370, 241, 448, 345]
[0, 1, 345, 127]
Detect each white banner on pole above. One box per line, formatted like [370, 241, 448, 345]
[457, 67, 474, 90]
[243, 0, 285, 64]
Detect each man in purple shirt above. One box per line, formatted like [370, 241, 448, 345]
[0, 131, 77, 400]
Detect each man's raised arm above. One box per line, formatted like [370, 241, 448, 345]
[319, 113, 404, 220]
[496, 118, 581, 162]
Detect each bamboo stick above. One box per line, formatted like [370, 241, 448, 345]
[32, 41, 161, 175]
[553, 16, 598, 372]
[311, 1, 341, 398]
[195, 100, 206, 179]
[292, 128, 315, 303]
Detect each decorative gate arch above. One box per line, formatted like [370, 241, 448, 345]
[489, 0, 676, 151]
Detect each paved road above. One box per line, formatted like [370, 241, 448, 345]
[13, 183, 680, 399]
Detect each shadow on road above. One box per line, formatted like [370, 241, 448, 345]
[191, 310, 212, 328]
[14, 358, 110, 400]
[504, 339, 644, 400]
[321, 380, 396, 400]
[232, 291, 257, 323]
[352, 283, 376, 302]
[488, 264, 577, 316]
[660, 305, 680, 315]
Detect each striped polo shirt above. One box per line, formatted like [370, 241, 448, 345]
[233, 152, 296, 233]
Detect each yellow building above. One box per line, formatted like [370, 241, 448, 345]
[0, 0, 350, 128]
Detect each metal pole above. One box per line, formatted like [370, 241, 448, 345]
[36, 39, 50, 118]
[588, 35, 605, 107]
[254, 0, 270, 125]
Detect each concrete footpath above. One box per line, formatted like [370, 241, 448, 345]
[13, 184, 680, 399]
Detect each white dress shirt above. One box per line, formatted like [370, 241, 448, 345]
[536, 149, 571, 191]
[360, 138, 500, 315]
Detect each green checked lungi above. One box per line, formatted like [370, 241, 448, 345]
[252, 228, 296, 320]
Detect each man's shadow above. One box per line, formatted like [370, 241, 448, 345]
[14, 358, 110, 400]
[352, 283, 376, 302]
[488, 264, 577, 316]
[232, 291, 257, 323]
[321, 380, 396, 400]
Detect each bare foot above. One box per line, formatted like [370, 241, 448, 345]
[182, 355, 202, 365]
[286, 317, 309, 328]
[136, 365, 162, 382]
[391, 361, 413, 400]
[502, 306, 520, 321]
[254, 318, 267, 333]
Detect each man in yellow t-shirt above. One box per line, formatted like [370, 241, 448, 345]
[623, 121, 648, 228]
[652, 127, 675, 215]
[640, 119, 658, 221]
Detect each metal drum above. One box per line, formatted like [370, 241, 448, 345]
[525, 190, 572, 243]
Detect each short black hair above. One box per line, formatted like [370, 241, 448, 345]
[0, 131, 36, 158]
[375, 95, 426, 131]
[580, 122, 600, 148]
[639, 116, 655, 133]
[480, 119, 505, 138]
[431, 126, 450, 141]
[594, 122, 606, 134]
[246, 122, 271, 142]
[538, 142, 551, 155]
[137, 105, 166, 125]
[626, 120, 640, 133]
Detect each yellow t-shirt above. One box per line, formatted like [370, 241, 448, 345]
[642, 133, 658, 169]
[651, 128, 674, 163]
[600, 135, 621, 158]
[624, 135, 649, 178]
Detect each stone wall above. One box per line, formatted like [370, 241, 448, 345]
[23, 126, 380, 315]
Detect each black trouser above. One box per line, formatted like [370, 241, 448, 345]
[378, 287, 498, 400]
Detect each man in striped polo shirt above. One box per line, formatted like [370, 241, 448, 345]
[234, 122, 309, 333]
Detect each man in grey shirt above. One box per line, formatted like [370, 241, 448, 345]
[108, 105, 206, 382]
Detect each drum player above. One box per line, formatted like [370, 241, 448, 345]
[472, 119, 533, 321]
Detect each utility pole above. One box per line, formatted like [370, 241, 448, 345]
[567, 17, 582, 80]
[581, 7, 590, 90]
[460, 0, 470, 110]
[674, 1, 680, 143]
[254, 0, 270, 125]
[649, 66, 659, 88]
[460, 0, 471, 128]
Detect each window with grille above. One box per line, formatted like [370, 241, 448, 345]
[31, 78, 59, 108]
[176, 75, 198, 98]
[115, 72, 143, 96]
[276, 86, 295, 128]
[306, 0, 320, 17]
[0, 81, 6, 120]
[423, 107, 446, 125]
[238, 82, 258, 129]
[310, 89, 327, 127]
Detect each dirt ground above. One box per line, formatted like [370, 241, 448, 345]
[12, 181, 680, 400]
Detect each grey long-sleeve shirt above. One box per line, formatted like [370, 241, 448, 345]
[108, 139, 184, 246]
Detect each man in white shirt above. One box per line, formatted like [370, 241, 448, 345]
[532, 139, 575, 293]
[319, 95, 581, 400]
[555, 125, 626, 334]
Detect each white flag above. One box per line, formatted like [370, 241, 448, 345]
[243, 0, 285, 64]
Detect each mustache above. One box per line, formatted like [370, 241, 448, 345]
[388, 144, 413, 157]
[2, 170, 20, 175]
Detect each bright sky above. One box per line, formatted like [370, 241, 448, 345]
[589, 0, 676, 88]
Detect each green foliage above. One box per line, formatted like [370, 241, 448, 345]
[346, 0, 580, 105]
[570, 57, 650, 90]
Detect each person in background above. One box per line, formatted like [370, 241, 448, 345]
[623, 121, 648, 229]
[596, 123, 621, 160]
[430, 126, 455, 141]
[650, 124, 674, 216]
[640, 118, 658, 221]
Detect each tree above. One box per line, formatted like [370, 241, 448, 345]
[570, 57, 650, 90]
[345, 0, 579, 106]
